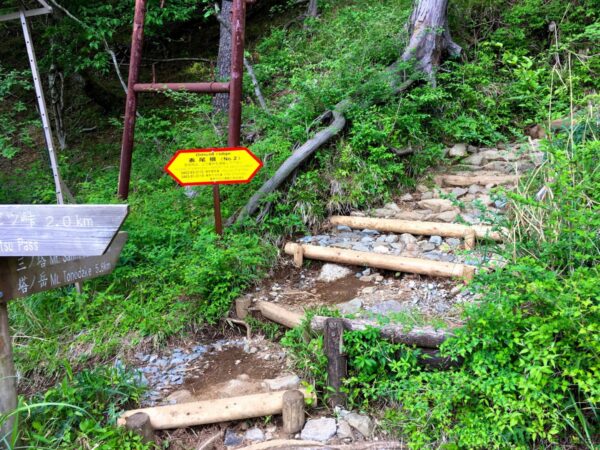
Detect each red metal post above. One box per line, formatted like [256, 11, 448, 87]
[209, 0, 246, 236]
[118, 0, 147, 200]
[228, 0, 246, 148]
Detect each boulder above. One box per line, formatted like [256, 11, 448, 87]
[448, 143, 467, 157]
[346, 413, 374, 438]
[418, 198, 455, 213]
[318, 264, 353, 282]
[301, 418, 337, 442]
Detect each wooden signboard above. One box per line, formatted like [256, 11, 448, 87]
[0, 205, 128, 257]
[0, 232, 128, 302]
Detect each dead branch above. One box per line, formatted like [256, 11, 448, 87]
[234, 100, 350, 222]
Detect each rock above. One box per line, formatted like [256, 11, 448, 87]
[224, 429, 243, 447]
[394, 210, 432, 221]
[245, 428, 265, 442]
[337, 420, 354, 442]
[352, 243, 371, 252]
[346, 413, 374, 438]
[385, 234, 399, 244]
[422, 251, 442, 261]
[451, 187, 468, 198]
[402, 243, 419, 258]
[384, 202, 401, 211]
[374, 208, 394, 218]
[418, 241, 436, 252]
[468, 184, 481, 195]
[399, 193, 414, 201]
[362, 268, 371, 276]
[336, 225, 352, 232]
[361, 229, 380, 235]
[463, 153, 485, 166]
[165, 389, 194, 404]
[494, 198, 507, 209]
[367, 300, 405, 315]
[361, 236, 374, 243]
[337, 298, 363, 315]
[418, 199, 454, 213]
[373, 245, 389, 254]
[429, 235, 443, 246]
[446, 238, 461, 247]
[264, 375, 300, 391]
[435, 210, 459, 222]
[375, 235, 387, 243]
[420, 191, 434, 200]
[362, 286, 377, 295]
[399, 233, 417, 245]
[390, 243, 404, 250]
[448, 143, 467, 157]
[318, 264, 353, 282]
[467, 145, 478, 153]
[416, 184, 429, 193]
[301, 418, 337, 442]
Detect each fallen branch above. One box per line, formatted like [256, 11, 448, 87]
[196, 430, 223, 450]
[284, 242, 476, 280]
[311, 316, 451, 348]
[235, 100, 350, 222]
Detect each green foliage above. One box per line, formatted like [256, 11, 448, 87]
[0, 64, 32, 159]
[6, 365, 152, 449]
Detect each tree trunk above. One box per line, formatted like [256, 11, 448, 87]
[307, 0, 318, 18]
[402, 0, 461, 81]
[213, 0, 233, 114]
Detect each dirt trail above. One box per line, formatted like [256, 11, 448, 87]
[129, 140, 542, 449]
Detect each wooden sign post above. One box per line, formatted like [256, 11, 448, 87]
[0, 205, 128, 441]
[164, 147, 262, 235]
[0, 205, 128, 257]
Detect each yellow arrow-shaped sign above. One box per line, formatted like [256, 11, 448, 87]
[165, 147, 263, 186]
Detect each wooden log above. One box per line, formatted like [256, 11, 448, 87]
[440, 174, 520, 187]
[0, 302, 16, 441]
[235, 296, 251, 319]
[282, 390, 305, 434]
[118, 389, 315, 430]
[464, 230, 476, 250]
[284, 243, 476, 280]
[311, 316, 451, 348]
[257, 301, 304, 328]
[125, 412, 154, 443]
[324, 318, 347, 407]
[293, 244, 304, 268]
[329, 216, 503, 241]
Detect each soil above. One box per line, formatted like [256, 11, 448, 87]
[183, 346, 284, 396]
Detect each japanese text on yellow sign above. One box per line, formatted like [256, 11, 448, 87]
[165, 147, 263, 186]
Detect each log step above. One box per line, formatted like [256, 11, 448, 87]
[284, 243, 476, 280]
[118, 389, 315, 430]
[329, 216, 504, 242]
